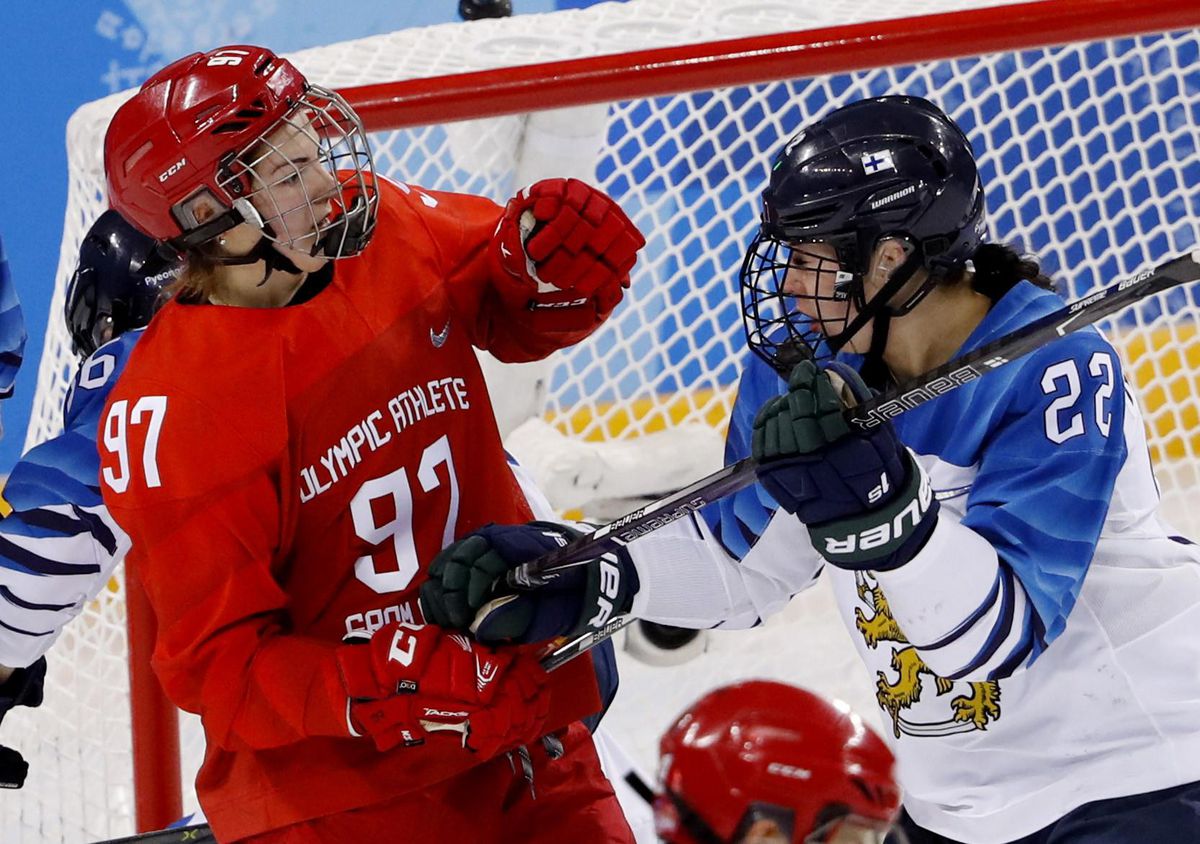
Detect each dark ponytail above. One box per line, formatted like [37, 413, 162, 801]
[966, 242, 1056, 300]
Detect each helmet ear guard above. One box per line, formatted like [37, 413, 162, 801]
[168, 191, 260, 252]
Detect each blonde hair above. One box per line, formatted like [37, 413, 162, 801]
[166, 243, 227, 304]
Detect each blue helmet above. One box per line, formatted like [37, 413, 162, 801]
[64, 210, 178, 356]
[741, 95, 987, 372]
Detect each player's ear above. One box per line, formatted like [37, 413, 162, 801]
[865, 238, 914, 292]
[877, 238, 910, 270]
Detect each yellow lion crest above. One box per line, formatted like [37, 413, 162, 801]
[854, 572, 1001, 738]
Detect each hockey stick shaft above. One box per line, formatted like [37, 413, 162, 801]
[534, 250, 1200, 670]
[846, 251, 1200, 430]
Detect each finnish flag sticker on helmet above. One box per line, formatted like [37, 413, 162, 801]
[861, 150, 896, 174]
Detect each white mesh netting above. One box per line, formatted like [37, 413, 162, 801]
[10, 0, 1200, 840]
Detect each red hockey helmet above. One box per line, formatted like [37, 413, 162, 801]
[104, 45, 376, 259]
[655, 680, 901, 844]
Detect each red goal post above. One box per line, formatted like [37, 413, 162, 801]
[344, 0, 1198, 126]
[14, 1, 1200, 840]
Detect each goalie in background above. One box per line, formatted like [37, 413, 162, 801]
[655, 680, 900, 844]
[99, 43, 644, 843]
[422, 95, 1200, 844]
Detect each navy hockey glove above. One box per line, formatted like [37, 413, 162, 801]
[419, 521, 639, 646]
[752, 360, 938, 571]
[0, 657, 46, 789]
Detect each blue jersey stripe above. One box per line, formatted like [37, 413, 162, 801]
[0, 584, 74, 612]
[948, 563, 1020, 679]
[916, 566, 1003, 652]
[989, 601, 1038, 680]
[0, 616, 53, 638]
[0, 534, 102, 576]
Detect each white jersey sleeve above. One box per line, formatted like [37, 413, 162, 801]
[627, 507, 821, 629]
[624, 358, 825, 629]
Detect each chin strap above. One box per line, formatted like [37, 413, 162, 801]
[827, 245, 935, 376]
[175, 196, 309, 287]
[859, 309, 892, 390]
[175, 192, 370, 289]
[211, 236, 304, 287]
[665, 791, 727, 844]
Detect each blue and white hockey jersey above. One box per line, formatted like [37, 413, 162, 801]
[0, 331, 138, 667]
[625, 281, 1200, 843]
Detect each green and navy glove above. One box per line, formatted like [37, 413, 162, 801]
[752, 360, 938, 571]
[419, 521, 638, 646]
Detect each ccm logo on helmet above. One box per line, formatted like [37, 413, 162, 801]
[766, 762, 812, 780]
[158, 158, 187, 183]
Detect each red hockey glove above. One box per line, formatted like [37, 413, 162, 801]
[338, 622, 512, 751]
[425, 653, 551, 759]
[493, 178, 645, 321]
[348, 650, 551, 756]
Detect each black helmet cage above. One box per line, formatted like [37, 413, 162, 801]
[740, 235, 846, 375]
[740, 96, 987, 372]
[65, 211, 179, 357]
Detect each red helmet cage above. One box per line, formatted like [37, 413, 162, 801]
[104, 45, 376, 258]
[655, 680, 901, 844]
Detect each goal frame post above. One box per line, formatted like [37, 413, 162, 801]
[342, 0, 1200, 129]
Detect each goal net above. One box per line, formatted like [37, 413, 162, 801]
[12, 0, 1200, 839]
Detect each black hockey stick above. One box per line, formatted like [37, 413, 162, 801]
[526, 250, 1200, 671]
[99, 822, 214, 843]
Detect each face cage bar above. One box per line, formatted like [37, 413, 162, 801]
[216, 84, 379, 260]
[740, 234, 854, 373]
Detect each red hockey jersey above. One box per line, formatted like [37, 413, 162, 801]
[100, 178, 605, 840]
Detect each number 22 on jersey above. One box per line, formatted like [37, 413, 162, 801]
[1041, 352, 1115, 443]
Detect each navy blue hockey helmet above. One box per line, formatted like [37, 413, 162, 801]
[65, 210, 178, 356]
[741, 95, 987, 373]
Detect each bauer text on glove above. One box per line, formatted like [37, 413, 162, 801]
[419, 521, 638, 645]
[752, 360, 938, 571]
